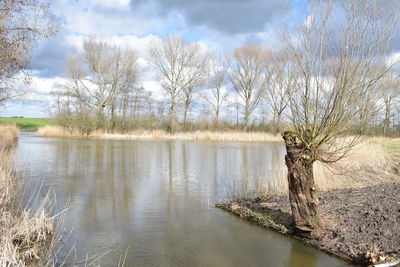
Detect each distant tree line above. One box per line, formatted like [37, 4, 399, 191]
[50, 11, 400, 137]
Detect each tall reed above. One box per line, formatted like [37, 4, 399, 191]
[38, 125, 283, 142]
[0, 124, 56, 267]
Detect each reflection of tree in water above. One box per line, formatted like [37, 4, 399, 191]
[288, 241, 317, 267]
[234, 143, 287, 197]
[241, 146, 250, 197]
[266, 143, 288, 194]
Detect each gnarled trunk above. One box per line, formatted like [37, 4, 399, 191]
[283, 131, 320, 237]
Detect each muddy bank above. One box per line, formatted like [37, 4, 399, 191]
[216, 182, 400, 266]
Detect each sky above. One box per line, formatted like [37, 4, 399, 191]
[1, 0, 321, 117]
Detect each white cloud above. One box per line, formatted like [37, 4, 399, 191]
[95, 0, 131, 9]
[386, 52, 400, 66]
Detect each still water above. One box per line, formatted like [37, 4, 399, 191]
[16, 135, 351, 267]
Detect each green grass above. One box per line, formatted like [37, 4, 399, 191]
[0, 117, 52, 130]
[379, 140, 400, 158]
[383, 141, 400, 151]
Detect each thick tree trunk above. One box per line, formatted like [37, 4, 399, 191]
[276, 115, 281, 135]
[97, 105, 106, 129]
[215, 107, 219, 126]
[383, 105, 390, 136]
[243, 105, 249, 132]
[183, 103, 189, 127]
[272, 110, 281, 136]
[110, 100, 116, 131]
[283, 131, 320, 237]
[169, 102, 177, 133]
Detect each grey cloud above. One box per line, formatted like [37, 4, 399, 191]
[29, 30, 72, 78]
[132, 0, 292, 34]
[243, 34, 264, 45]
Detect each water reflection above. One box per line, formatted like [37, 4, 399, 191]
[16, 135, 350, 267]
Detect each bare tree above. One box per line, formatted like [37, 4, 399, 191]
[266, 50, 292, 135]
[280, 0, 398, 236]
[201, 56, 228, 125]
[227, 45, 270, 131]
[0, 0, 58, 102]
[379, 72, 400, 136]
[148, 35, 209, 132]
[65, 37, 138, 130]
[181, 59, 209, 127]
[355, 80, 381, 134]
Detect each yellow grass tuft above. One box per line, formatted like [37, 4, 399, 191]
[37, 125, 69, 137]
[0, 124, 19, 151]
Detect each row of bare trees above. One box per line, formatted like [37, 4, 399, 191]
[52, 33, 400, 136]
[53, 36, 272, 133]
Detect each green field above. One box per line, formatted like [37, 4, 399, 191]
[0, 117, 52, 130]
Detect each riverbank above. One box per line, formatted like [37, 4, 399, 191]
[0, 125, 55, 266]
[37, 125, 283, 142]
[217, 182, 400, 266]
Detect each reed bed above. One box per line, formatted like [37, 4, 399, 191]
[0, 124, 56, 267]
[313, 139, 399, 190]
[38, 125, 283, 142]
[37, 125, 77, 137]
[232, 138, 400, 198]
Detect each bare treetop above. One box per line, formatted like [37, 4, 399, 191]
[65, 37, 139, 129]
[226, 44, 271, 129]
[282, 0, 399, 162]
[279, 0, 399, 236]
[148, 35, 209, 131]
[0, 0, 59, 102]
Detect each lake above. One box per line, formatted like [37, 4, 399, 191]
[16, 134, 352, 266]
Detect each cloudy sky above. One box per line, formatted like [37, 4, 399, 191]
[2, 0, 314, 117]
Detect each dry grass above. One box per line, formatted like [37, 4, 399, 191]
[313, 139, 399, 190]
[38, 125, 283, 142]
[0, 124, 18, 151]
[37, 125, 78, 137]
[0, 124, 57, 267]
[236, 137, 400, 197]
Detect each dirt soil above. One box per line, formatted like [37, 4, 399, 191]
[216, 182, 400, 266]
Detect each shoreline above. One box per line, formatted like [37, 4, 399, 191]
[36, 125, 284, 142]
[34, 126, 400, 145]
[216, 182, 400, 266]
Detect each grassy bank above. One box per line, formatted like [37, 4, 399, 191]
[0, 125, 55, 266]
[374, 137, 400, 158]
[0, 117, 51, 130]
